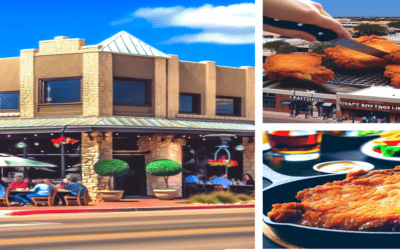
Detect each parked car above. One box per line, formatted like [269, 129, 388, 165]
[277, 35, 292, 39]
[263, 35, 274, 38]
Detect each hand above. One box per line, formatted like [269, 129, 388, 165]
[263, 0, 352, 41]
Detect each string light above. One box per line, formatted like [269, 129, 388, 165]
[188, 136, 191, 139]
[51, 133, 54, 136]
[7, 135, 10, 138]
[116, 133, 119, 136]
[137, 135, 140, 137]
[34, 134, 37, 136]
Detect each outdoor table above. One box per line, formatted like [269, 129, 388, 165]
[228, 185, 254, 193]
[9, 189, 35, 193]
[262, 133, 395, 248]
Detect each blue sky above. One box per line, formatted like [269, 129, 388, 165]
[317, 0, 400, 17]
[0, 0, 254, 67]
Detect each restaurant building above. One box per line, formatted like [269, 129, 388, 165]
[263, 89, 337, 119]
[0, 31, 255, 200]
[264, 86, 400, 122]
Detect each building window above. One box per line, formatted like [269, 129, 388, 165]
[216, 96, 241, 116]
[113, 78, 151, 106]
[40, 78, 81, 104]
[263, 93, 276, 109]
[0, 92, 19, 110]
[179, 93, 201, 114]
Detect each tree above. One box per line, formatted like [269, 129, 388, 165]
[263, 41, 290, 54]
[312, 43, 336, 55]
[94, 159, 130, 190]
[354, 24, 386, 35]
[275, 44, 297, 54]
[146, 160, 182, 189]
[388, 21, 400, 29]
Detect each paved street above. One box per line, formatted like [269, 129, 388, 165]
[0, 208, 254, 250]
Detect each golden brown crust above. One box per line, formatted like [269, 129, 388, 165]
[263, 53, 334, 84]
[383, 51, 400, 64]
[384, 64, 400, 88]
[324, 36, 400, 70]
[267, 166, 400, 231]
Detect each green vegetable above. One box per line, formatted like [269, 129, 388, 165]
[358, 131, 383, 137]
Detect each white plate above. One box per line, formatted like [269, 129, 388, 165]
[263, 143, 271, 151]
[313, 161, 374, 174]
[361, 138, 400, 161]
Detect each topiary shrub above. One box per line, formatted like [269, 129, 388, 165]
[94, 159, 130, 177]
[146, 160, 182, 189]
[94, 159, 129, 190]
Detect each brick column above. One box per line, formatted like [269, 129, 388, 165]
[242, 137, 255, 177]
[82, 52, 113, 116]
[20, 49, 36, 118]
[81, 132, 113, 201]
[137, 135, 186, 197]
[203, 61, 216, 117]
[154, 58, 167, 118]
[167, 55, 180, 118]
[242, 66, 255, 120]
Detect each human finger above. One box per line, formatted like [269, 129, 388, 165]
[307, 12, 352, 39]
[263, 24, 317, 42]
[310, 1, 333, 18]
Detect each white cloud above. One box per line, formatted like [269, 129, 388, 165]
[111, 3, 255, 45]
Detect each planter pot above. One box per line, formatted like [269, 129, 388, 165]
[153, 189, 178, 200]
[98, 190, 124, 202]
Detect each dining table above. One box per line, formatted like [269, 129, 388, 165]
[263, 133, 400, 248]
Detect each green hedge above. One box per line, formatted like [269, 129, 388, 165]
[94, 159, 129, 177]
[190, 192, 254, 204]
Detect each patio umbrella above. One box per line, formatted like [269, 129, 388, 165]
[212, 177, 232, 189]
[184, 175, 200, 183]
[0, 153, 57, 177]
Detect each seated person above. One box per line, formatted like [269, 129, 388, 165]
[56, 178, 68, 189]
[243, 174, 255, 186]
[14, 179, 51, 206]
[8, 177, 29, 205]
[212, 174, 232, 189]
[0, 183, 5, 199]
[58, 177, 86, 205]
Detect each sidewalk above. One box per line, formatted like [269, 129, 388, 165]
[0, 198, 254, 216]
[263, 111, 354, 123]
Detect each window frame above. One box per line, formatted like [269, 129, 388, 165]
[39, 77, 82, 105]
[216, 96, 241, 117]
[263, 93, 276, 109]
[113, 77, 152, 107]
[179, 93, 201, 114]
[0, 91, 20, 111]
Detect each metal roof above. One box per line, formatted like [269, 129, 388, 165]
[98, 31, 171, 58]
[0, 116, 254, 135]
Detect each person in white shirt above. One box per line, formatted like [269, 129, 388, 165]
[18, 179, 51, 206]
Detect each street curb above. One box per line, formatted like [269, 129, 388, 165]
[7, 204, 254, 216]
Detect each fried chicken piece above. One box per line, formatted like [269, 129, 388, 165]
[263, 53, 334, 84]
[268, 166, 400, 231]
[325, 36, 400, 70]
[384, 64, 400, 87]
[384, 52, 400, 64]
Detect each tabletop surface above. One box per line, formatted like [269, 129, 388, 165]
[262, 134, 398, 249]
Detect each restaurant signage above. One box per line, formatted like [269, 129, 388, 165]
[339, 100, 400, 113]
[290, 96, 325, 102]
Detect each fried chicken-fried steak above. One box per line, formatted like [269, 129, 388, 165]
[263, 53, 334, 84]
[384, 64, 400, 88]
[324, 36, 400, 70]
[268, 166, 400, 231]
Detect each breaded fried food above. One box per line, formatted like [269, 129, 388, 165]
[384, 52, 400, 64]
[384, 64, 400, 87]
[268, 166, 400, 231]
[325, 36, 400, 70]
[263, 53, 334, 84]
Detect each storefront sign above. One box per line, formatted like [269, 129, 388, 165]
[339, 100, 400, 113]
[290, 96, 325, 102]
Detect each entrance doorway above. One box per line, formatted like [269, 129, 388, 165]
[113, 155, 147, 197]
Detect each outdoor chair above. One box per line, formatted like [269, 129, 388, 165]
[213, 184, 225, 192]
[31, 189, 58, 207]
[0, 188, 10, 207]
[63, 188, 88, 206]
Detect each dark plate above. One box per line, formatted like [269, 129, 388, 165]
[263, 171, 400, 248]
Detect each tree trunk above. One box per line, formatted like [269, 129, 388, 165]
[164, 176, 169, 189]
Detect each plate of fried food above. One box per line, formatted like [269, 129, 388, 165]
[263, 36, 400, 87]
[361, 131, 400, 160]
[326, 130, 384, 137]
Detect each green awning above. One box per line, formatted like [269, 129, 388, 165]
[0, 116, 254, 136]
